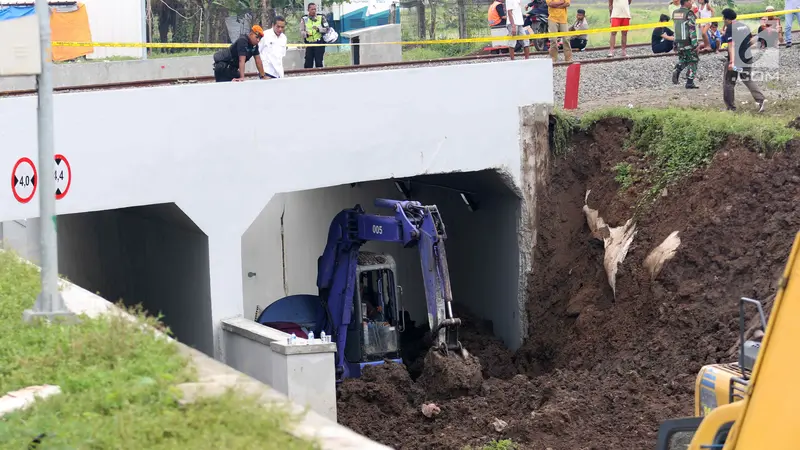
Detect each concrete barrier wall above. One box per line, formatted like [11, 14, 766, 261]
[0, 59, 554, 360]
[0, 49, 306, 92]
[221, 317, 337, 420]
[341, 24, 401, 65]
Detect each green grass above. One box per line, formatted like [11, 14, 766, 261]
[551, 109, 580, 156]
[463, 439, 519, 450]
[323, 50, 351, 67]
[577, 106, 799, 205]
[614, 162, 636, 189]
[0, 250, 316, 449]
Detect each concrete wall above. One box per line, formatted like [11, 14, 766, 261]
[0, 220, 40, 264]
[0, 50, 306, 92]
[1, 209, 213, 356]
[243, 170, 526, 349]
[0, 59, 553, 360]
[14, 205, 213, 354]
[222, 317, 337, 420]
[341, 24, 401, 65]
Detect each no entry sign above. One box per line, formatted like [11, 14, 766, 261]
[54, 154, 71, 200]
[11, 157, 37, 204]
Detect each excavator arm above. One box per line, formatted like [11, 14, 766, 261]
[315, 198, 464, 379]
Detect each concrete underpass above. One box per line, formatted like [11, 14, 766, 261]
[1, 204, 213, 355]
[0, 58, 552, 364]
[242, 169, 528, 350]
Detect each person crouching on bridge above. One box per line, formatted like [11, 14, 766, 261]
[671, 0, 700, 89]
[259, 17, 288, 79]
[212, 25, 268, 82]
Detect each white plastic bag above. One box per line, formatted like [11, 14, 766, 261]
[323, 26, 338, 43]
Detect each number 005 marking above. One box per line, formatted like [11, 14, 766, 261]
[372, 225, 383, 234]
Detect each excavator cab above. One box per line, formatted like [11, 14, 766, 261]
[692, 297, 767, 418]
[657, 230, 800, 450]
[343, 252, 405, 377]
[656, 297, 767, 450]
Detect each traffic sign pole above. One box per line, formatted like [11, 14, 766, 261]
[23, 0, 74, 324]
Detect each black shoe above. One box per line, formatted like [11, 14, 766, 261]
[787, 42, 793, 48]
[672, 65, 683, 84]
[685, 80, 699, 89]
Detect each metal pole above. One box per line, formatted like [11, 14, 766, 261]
[23, 0, 74, 323]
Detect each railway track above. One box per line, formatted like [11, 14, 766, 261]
[0, 51, 668, 97]
[1, 35, 795, 97]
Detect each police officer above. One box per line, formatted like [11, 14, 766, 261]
[671, 0, 700, 89]
[300, 3, 329, 68]
[212, 25, 268, 82]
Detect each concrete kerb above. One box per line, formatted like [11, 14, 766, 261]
[4, 249, 388, 450]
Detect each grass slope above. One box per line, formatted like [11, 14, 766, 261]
[0, 251, 316, 450]
[555, 106, 799, 208]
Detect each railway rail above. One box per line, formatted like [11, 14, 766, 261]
[1, 35, 795, 97]
[0, 51, 669, 97]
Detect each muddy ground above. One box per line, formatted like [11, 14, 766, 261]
[337, 117, 800, 449]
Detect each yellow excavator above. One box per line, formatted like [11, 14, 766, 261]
[656, 231, 800, 450]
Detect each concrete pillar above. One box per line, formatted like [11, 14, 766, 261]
[341, 24, 402, 65]
[209, 233, 246, 362]
[519, 103, 552, 249]
[516, 103, 551, 341]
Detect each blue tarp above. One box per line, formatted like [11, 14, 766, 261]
[0, 6, 36, 22]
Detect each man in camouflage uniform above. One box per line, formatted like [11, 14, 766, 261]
[671, 0, 700, 89]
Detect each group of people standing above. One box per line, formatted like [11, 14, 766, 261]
[211, 3, 331, 83]
[667, 0, 768, 112]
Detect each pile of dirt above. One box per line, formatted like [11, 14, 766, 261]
[417, 351, 484, 401]
[337, 117, 800, 449]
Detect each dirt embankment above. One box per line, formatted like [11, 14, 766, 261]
[337, 117, 800, 450]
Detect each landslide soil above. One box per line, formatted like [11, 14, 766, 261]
[337, 117, 800, 450]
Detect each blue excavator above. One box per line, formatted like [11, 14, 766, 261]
[255, 198, 467, 381]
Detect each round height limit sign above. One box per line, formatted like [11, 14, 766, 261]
[11, 155, 72, 204]
[54, 154, 71, 200]
[11, 157, 37, 203]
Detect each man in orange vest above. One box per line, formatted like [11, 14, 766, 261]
[488, 0, 508, 27]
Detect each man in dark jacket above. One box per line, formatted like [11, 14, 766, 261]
[652, 14, 675, 53]
[212, 25, 268, 82]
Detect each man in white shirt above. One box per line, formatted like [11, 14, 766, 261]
[506, 0, 531, 59]
[258, 16, 288, 78]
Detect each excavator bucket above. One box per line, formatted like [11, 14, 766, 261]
[417, 211, 468, 360]
[430, 317, 468, 358]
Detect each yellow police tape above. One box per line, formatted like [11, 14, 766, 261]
[52, 7, 800, 49]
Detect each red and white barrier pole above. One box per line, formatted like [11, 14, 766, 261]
[563, 63, 581, 110]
